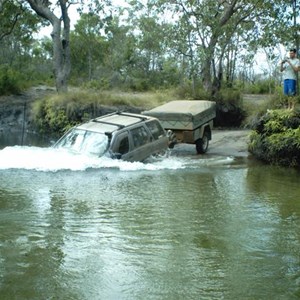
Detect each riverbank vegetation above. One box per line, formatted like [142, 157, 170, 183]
[249, 108, 300, 168]
[31, 89, 175, 136]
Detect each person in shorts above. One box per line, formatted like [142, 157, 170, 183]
[280, 48, 300, 96]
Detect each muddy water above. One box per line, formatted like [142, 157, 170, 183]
[0, 138, 300, 299]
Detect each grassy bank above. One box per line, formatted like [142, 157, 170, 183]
[32, 89, 178, 136]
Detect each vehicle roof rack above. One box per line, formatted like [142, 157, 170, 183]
[91, 111, 148, 128]
[115, 111, 148, 121]
[91, 119, 125, 129]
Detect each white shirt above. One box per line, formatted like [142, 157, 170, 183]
[282, 58, 300, 80]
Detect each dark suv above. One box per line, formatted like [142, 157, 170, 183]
[54, 112, 169, 162]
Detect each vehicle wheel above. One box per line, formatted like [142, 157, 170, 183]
[168, 141, 176, 149]
[156, 149, 170, 158]
[149, 149, 170, 162]
[195, 132, 209, 154]
[167, 130, 177, 149]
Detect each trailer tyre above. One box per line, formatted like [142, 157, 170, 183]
[195, 131, 209, 154]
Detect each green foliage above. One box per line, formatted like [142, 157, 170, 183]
[0, 1, 42, 42]
[249, 109, 300, 167]
[174, 80, 209, 100]
[213, 88, 243, 106]
[242, 90, 298, 129]
[243, 79, 276, 94]
[0, 65, 23, 95]
[1, 0, 298, 104]
[81, 79, 110, 90]
[32, 95, 75, 136]
[126, 78, 150, 92]
[213, 88, 246, 127]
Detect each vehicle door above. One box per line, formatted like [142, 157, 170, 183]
[109, 131, 133, 160]
[145, 120, 169, 153]
[128, 125, 153, 161]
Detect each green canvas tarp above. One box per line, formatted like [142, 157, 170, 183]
[143, 100, 216, 130]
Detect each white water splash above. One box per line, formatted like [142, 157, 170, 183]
[0, 146, 186, 172]
[0, 146, 235, 172]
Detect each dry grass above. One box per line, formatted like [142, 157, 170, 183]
[61, 88, 178, 110]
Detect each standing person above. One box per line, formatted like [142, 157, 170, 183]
[280, 48, 300, 96]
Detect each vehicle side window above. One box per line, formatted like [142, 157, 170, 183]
[145, 120, 165, 140]
[118, 136, 129, 154]
[131, 126, 149, 148]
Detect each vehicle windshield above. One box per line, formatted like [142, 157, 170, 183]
[55, 129, 109, 156]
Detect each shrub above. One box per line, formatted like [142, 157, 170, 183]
[213, 88, 246, 127]
[0, 65, 23, 95]
[249, 109, 300, 167]
[81, 79, 110, 91]
[244, 79, 276, 94]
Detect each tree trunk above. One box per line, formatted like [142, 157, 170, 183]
[200, 0, 242, 96]
[26, 0, 71, 93]
[201, 37, 217, 94]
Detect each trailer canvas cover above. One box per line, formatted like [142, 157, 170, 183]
[143, 100, 216, 130]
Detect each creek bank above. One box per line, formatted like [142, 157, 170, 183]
[0, 87, 251, 157]
[3, 88, 299, 166]
[0, 86, 56, 133]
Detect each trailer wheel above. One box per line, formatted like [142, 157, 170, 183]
[195, 131, 209, 154]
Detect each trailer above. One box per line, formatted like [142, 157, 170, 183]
[143, 100, 216, 154]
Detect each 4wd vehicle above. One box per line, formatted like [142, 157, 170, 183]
[54, 112, 169, 162]
[143, 100, 216, 154]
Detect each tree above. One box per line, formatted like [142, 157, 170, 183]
[0, 0, 23, 41]
[25, 0, 71, 92]
[0, 1, 42, 42]
[143, 0, 288, 96]
[23, 0, 113, 92]
[0, 0, 45, 94]
[175, 1, 268, 96]
[71, 13, 108, 82]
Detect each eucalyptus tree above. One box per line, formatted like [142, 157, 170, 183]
[23, 0, 73, 92]
[143, 0, 287, 96]
[133, 16, 172, 87]
[0, 0, 43, 94]
[176, 1, 268, 95]
[22, 0, 112, 92]
[261, 0, 300, 50]
[71, 13, 138, 88]
[103, 16, 136, 87]
[0, 1, 41, 54]
[71, 13, 108, 82]
[125, 1, 179, 89]
[0, 0, 23, 41]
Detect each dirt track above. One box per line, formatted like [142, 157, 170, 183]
[172, 129, 250, 157]
[209, 129, 250, 157]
